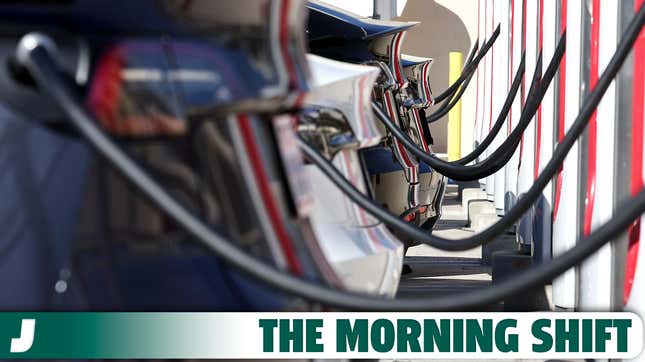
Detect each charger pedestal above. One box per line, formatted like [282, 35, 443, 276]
[492, 250, 550, 311]
[481, 233, 516, 265]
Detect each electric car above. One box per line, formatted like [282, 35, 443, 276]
[401, 54, 446, 228]
[402, 54, 435, 109]
[307, 0, 447, 250]
[301, 54, 404, 296]
[0, 0, 371, 310]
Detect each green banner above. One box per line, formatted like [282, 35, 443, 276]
[0, 312, 233, 359]
[0, 312, 640, 359]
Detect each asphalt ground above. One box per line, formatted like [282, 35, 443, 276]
[396, 184, 552, 311]
[393, 184, 566, 362]
[396, 184, 500, 309]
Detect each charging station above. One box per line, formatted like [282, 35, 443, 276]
[504, 0, 523, 217]
[1, 0, 645, 323]
[492, 0, 509, 216]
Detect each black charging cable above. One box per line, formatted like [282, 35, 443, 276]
[427, 26, 519, 124]
[15, 2, 645, 310]
[433, 25, 501, 104]
[381, 34, 564, 181]
[456, 52, 525, 165]
[427, 52, 523, 135]
[463, 38, 480, 73]
[298, 13, 637, 251]
[426, 58, 478, 123]
[421, 39, 478, 113]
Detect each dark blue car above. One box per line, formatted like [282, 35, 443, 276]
[0, 0, 341, 311]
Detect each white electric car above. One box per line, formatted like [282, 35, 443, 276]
[299, 54, 405, 296]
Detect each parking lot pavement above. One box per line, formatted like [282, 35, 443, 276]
[397, 183, 554, 312]
[397, 183, 498, 309]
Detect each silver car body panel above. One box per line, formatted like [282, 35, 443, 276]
[304, 54, 404, 296]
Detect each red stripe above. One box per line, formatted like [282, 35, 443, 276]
[413, 110, 429, 151]
[358, 75, 369, 140]
[392, 33, 405, 85]
[476, 0, 482, 138]
[385, 93, 414, 168]
[582, 0, 600, 237]
[534, 0, 544, 180]
[292, 92, 306, 108]
[508, 0, 515, 133]
[518, 0, 527, 160]
[521, 0, 527, 105]
[625, 0, 645, 304]
[237, 115, 303, 275]
[279, 0, 298, 89]
[423, 63, 432, 103]
[488, 0, 495, 131]
[481, 0, 488, 139]
[553, 0, 567, 219]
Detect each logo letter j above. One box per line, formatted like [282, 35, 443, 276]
[10, 319, 35, 353]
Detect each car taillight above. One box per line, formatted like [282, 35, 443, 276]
[403, 212, 416, 222]
[402, 205, 429, 223]
[87, 41, 241, 137]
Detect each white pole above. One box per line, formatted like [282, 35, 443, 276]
[475, 0, 487, 162]
[493, 0, 510, 214]
[374, 0, 397, 20]
[504, 0, 523, 215]
[578, 0, 619, 311]
[553, 0, 582, 310]
[516, 0, 539, 249]
[533, 0, 557, 264]
[484, 0, 495, 197]
[625, 0, 645, 336]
